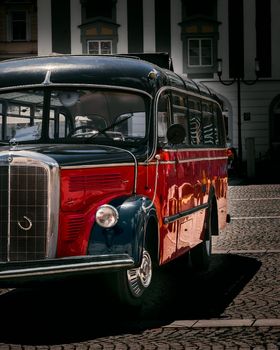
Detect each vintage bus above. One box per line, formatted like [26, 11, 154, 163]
[0, 54, 229, 306]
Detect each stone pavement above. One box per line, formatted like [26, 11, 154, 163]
[0, 180, 279, 349]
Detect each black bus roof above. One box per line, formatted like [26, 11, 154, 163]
[0, 54, 219, 102]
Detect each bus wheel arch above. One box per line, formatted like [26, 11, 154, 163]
[144, 215, 160, 267]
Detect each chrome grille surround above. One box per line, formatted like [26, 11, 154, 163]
[0, 151, 59, 262]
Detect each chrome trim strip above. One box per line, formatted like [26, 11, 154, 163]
[162, 147, 227, 152]
[158, 161, 176, 165]
[143, 156, 227, 166]
[0, 84, 153, 99]
[139, 161, 158, 166]
[163, 203, 208, 224]
[152, 157, 227, 166]
[61, 155, 227, 170]
[7, 155, 11, 262]
[177, 156, 228, 163]
[61, 162, 134, 170]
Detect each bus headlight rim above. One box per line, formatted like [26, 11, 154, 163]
[95, 204, 119, 228]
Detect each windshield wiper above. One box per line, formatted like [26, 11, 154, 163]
[89, 113, 133, 139]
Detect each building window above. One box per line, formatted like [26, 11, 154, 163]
[8, 10, 29, 41]
[180, 0, 218, 78]
[188, 38, 212, 67]
[87, 40, 112, 54]
[80, 0, 118, 55]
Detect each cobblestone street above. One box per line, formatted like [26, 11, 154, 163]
[0, 181, 279, 349]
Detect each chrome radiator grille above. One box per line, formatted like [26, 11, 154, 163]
[0, 152, 59, 262]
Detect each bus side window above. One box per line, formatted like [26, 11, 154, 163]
[171, 92, 189, 145]
[202, 101, 215, 145]
[157, 94, 171, 146]
[188, 97, 202, 145]
[213, 103, 226, 146]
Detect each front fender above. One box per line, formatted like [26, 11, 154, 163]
[87, 196, 156, 266]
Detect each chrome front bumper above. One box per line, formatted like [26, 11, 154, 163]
[0, 254, 134, 284]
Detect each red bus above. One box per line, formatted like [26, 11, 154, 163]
[0, 54, 229, 306]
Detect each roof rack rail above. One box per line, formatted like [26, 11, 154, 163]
[118, 52, 174, 71]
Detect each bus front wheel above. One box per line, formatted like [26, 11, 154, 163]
[112, 247, 153, 307]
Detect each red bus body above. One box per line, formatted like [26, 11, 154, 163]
[57, 148, 227, 264]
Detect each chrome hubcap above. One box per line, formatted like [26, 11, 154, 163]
[127, 249, 152, 297]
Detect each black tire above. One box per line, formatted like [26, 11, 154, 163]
[190, 204, 212, 272]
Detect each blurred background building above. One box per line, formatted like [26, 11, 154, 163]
[0, 0, 279, 174]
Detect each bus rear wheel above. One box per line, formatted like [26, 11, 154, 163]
[190, 205, 212, 271]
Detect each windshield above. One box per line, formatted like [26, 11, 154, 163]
[0, 89, 149, 145]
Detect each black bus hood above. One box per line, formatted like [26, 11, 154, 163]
[0, 144, 137, 167]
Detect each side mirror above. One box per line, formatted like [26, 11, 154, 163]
[167, 124, 186, 145]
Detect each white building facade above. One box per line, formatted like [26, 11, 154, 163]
[30, 0, 280, 162]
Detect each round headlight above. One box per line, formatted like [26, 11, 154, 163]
[95, 204, 119, 228]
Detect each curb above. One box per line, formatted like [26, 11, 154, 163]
[164, 318, 280, 328]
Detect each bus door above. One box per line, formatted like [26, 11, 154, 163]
[157, 92, 179, 263]
[171, 92, 207, 254]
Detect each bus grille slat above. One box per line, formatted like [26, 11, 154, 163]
[0, 166, 9, 261]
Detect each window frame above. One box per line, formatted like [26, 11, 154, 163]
[7, 9, 30, 42]
[187, 38, 213, 68]
[87, 40, 113, 55]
